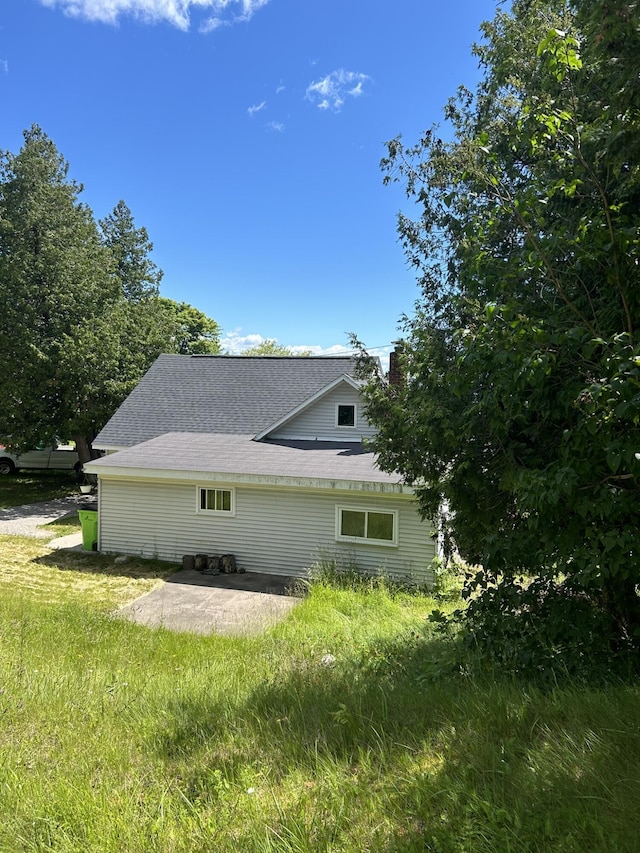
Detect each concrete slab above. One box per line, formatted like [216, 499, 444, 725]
[49, 531, 83, 550]
[116, 569, 302, 636]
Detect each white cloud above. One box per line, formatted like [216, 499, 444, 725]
[275, 84, 285, 94]
[247, 100, 266, 116]
[266, 120, 284, 133]
[298, 343, 390, 370]
[220, 330, 392, 370]
[305, 69, 371, 112]
[0, 60, 8, 74]
[38, 0, 270, 31]
[295, 343, 350, 357]
[221, 330, 267, 353]
[363, 346, 391, 373]
[221, 330, 356, 357]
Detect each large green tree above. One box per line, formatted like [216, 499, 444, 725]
[356, 0, 640, 673]
[66, 199, 173, 460]
[0, 127, 222, 464]
[100, 203, 222, 356]
[158, 297, 221, 355]
[99, 199, 163, 302]
[0, 126, 119, 460]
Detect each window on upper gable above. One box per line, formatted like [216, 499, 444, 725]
[336, 403, 356, 428]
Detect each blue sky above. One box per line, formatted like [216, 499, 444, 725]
[1, 0, 498, 359]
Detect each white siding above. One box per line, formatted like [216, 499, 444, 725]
[270, 385, 378, 442]
[98, 478, 435, 585]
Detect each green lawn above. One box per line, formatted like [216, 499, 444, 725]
[0, 469, 79, 509]
[1, 537, 639, 852]
[38, 513, 82, 539]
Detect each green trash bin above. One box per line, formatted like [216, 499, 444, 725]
[78, 508, 98, 551]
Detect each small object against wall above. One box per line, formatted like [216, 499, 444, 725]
[189, 554, 238, 574]
[194, 554, 208, 572]
[220, 554, 237, 574]
[204, 555, 221, 575]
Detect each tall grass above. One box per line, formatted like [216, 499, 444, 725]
[1, 538, 639, 851]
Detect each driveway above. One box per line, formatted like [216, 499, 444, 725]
[116, 569, 302, 636]
[0, 494, 95, 539]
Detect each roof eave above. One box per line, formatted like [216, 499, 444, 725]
[84, 463, 412, 494]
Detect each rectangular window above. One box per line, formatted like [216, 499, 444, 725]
[336, 506, 397, 546]
[336, 403, 356, 428]
[198, 487, 234, 515]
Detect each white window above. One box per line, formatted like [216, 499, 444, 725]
[336, 506, 397, 546]
[336, 403, 356, 428]
[197, 486, 235, 515]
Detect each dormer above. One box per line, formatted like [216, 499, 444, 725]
[255, 374, 378, 443]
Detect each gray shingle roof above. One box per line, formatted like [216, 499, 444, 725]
[94, 354, 358, 449]
[87, 433, 405, 488]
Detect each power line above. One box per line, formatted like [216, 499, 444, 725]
[299, 342, 395, 357]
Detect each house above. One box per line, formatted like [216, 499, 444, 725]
[84, 354, 436, 584]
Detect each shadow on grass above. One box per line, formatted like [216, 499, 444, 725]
[0, 470, 79, 510]
[154, 630, 640, 851]
[34, 548, 176, 581]
[42, 513, 81, 529]
[164, 568, 302, 597]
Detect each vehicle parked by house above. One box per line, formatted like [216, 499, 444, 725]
[0, 442, 82, 478]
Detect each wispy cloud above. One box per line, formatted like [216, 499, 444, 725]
[221, 330, 351, 356]
[296, 343, 352, 357]
[39, 0, 270, 31]
[305, 69, 371, 112]
[247, 100, 266, 116]
[0, 59, 8, 74]
[266, 120, 284, 133]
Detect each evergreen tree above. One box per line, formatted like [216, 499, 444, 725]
[0, 126, 222, 463]
[0, 125, 117, 457]
[99, 199, 163, 302]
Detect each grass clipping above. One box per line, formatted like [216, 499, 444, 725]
[0, 534, 169, 609]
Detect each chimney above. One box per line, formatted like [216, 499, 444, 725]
[388, 342, 405, 386]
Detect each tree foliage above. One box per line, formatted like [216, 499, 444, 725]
[238, 339, 311, 356]
[356, 0, 640, 674]
[0, 126, 119, 458]
[0, 126, 221, 463]
[99, 199, 163, 302]
[158, 297, 221, 355]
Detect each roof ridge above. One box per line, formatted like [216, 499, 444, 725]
[188, 354, 355, 360]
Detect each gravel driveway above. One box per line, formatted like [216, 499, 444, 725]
[0, 494, 96, 538]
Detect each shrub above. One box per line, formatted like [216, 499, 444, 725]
[453, 574, 639, 683]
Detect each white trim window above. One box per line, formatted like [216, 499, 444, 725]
[336, 403, 356, 428]
[336, 505, 397, 546]
[197, 486, 235, 515]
